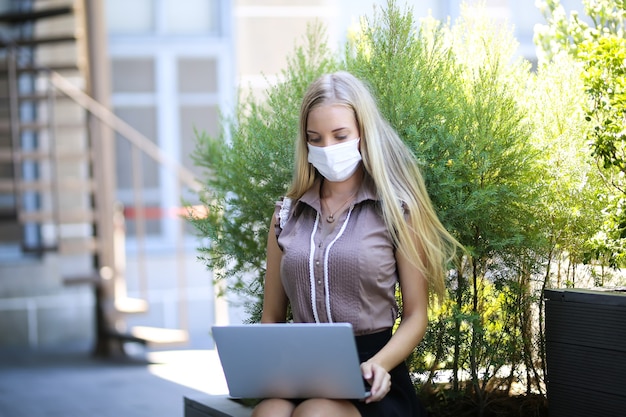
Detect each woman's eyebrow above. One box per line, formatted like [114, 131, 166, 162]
[306, 127, 350, 136]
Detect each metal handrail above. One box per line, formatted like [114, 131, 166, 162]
[48, 71, 201, 192]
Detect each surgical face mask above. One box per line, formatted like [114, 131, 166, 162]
[307, 138, 362, 182]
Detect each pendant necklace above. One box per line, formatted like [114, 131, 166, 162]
[322, 191, 357, 223]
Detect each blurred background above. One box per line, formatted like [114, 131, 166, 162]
[0, 0, 582, 355]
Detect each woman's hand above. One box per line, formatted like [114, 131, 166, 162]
[360, 360, 391, 403]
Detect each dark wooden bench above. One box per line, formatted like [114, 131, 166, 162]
[184, 395, 254, 417]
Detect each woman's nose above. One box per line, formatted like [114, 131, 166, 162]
[318, 137, 338, 147]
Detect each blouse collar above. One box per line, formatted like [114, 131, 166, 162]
[298, 175, 378, 213]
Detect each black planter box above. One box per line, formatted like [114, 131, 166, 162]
[544, 288, 626, 417]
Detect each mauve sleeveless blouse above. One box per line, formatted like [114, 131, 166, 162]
[274, 178, 399, 336]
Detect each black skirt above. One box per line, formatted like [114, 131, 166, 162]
[351, 329, 428, 417]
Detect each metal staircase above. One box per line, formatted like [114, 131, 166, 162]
[0, 0, 194, 356]
[0, 2, 87, 254]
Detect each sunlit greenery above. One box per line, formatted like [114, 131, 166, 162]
[189, 1, 625, 415]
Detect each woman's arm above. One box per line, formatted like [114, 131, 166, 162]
[361, 247, 429, 403]
[260, 218, 289, 323]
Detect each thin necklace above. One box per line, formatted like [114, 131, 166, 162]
[322, 190, 357, 223]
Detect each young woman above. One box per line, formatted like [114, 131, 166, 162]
[252, 71, 459, 417]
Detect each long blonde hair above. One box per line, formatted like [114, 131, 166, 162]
[287, 71, 460, 303]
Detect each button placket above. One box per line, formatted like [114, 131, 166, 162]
[313, 236, 325, 320]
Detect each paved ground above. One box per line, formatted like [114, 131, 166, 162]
[0, 346, 230, 417]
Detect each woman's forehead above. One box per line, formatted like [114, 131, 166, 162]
[307, 104, 356, 130]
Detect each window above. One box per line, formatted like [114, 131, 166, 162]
[111, 58, 155, 93]
[106, 0, 155, 34]
[177, 58, 217, 93]
[163, 0, 220, 34]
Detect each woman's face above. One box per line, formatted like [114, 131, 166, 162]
[306, 104, 360, 148]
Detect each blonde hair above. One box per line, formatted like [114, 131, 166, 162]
[287, 71, 460, 303]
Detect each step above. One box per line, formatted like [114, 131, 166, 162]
[0, 208, 17, 220]
[12, 178, 95, 193]
[130, 326, 189, 346]
[0, 6, 73, 24]
[0, 149, 92, 163]
[115, 297, 149, 314]
[0, 34, 78, 48]
[58, 236, 97, 255]
[21, 242, 58, 253]
[0, 64, 80, 75]
[0, 121, 85, 132]
[0, 92, 74, 102]
[105, 330, 148, 346]
[20, 122, 84, 131]
[63, 273, 101, 287]
[18, 209, 95, 224]
[22, 237, 98, 255]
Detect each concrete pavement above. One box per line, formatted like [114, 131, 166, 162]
[0, 346, 230, 417]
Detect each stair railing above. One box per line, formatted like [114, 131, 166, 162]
[48, 70, 206, 342]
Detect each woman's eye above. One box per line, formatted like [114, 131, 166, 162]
[307, 137, 320, 143]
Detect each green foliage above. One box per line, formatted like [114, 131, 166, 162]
[443, 5, 539, 261]
[535, 0, 626, 267]
[344, 3, 466, 234]
[535, 0, 626, 62]
[582, 35, 626, 180]
[525, 51, 605, 280]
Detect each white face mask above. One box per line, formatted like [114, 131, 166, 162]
[307, 138, 362, 182]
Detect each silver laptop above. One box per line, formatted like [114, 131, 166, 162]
[211, 322, 371, 400]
